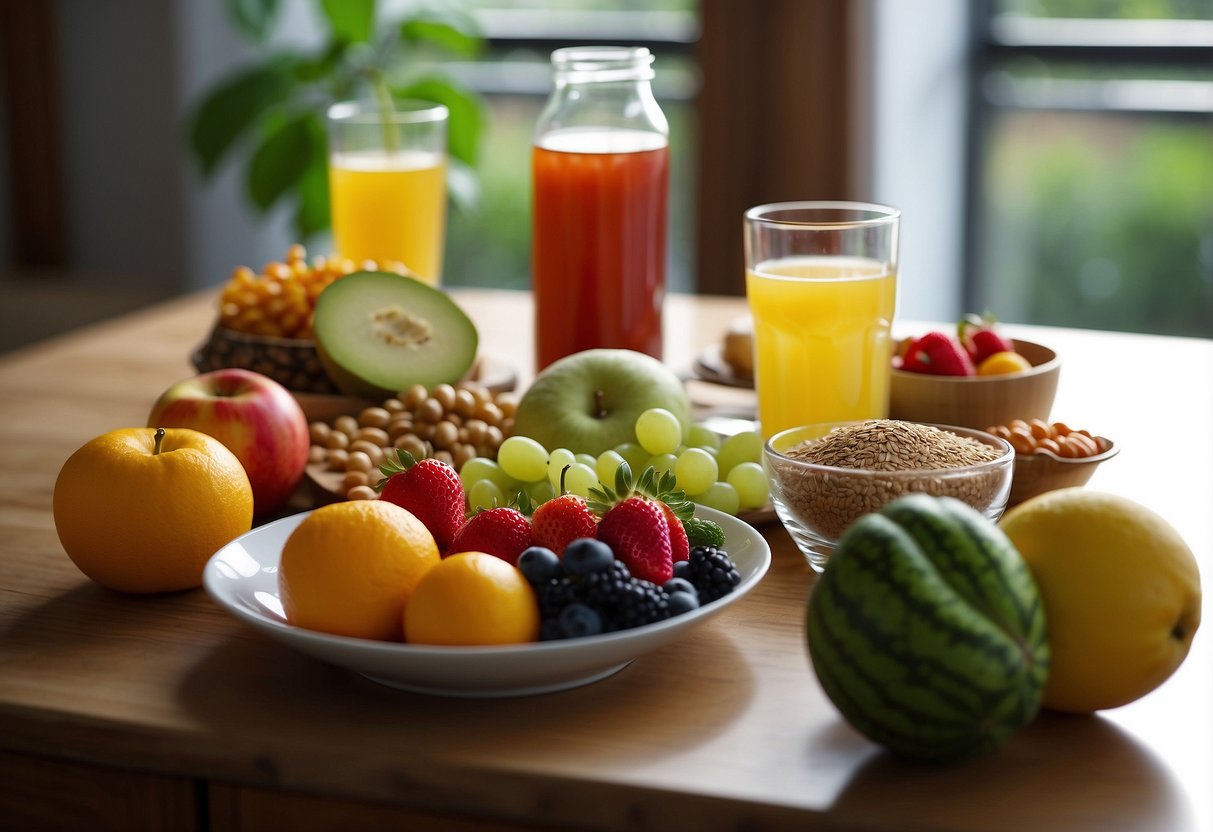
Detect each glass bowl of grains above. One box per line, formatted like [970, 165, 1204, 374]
[762, 419, 1014, 572]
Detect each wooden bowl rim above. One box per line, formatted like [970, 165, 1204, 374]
[890, 338, 1060, 384]
[1013, 436, 1119, 467]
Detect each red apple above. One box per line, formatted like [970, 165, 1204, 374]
[148, 368, 309, 516]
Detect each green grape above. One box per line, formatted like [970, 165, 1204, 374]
[596, 450, 625, 487]
[674, 447, 718, 496]
[526, 479, 555, 505]
[467, 478, 505, 512]
[574, 453, 597, 469]
[694, 481, 741, 515]
[497, 435, 549, 482]
[717, 430, 764, 476]
[563, 462, 599, 498]
[687, 424, 721, 450]
[634, 407, 682, 456]
[614, 442, 649, 474]
[458, 457, 514, 492]
[547, 447, 576, 489]
[726, 461, 769, 509]
[646, 453, 678, 478]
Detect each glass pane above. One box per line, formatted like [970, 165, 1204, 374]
[974, 109, 1213, 337]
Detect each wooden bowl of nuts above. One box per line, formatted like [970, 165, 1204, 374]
[889, 339, 1061, 430]
[986, 419, 1118, 507]
[762, 419, 1014, 572]
[305, 380, 519, 504]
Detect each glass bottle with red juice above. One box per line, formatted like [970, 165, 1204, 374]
[531, 46, 670, 370]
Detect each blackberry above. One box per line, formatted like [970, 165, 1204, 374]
[535, 576, 579, 620]
[687, 546, 742, 604]
[605, 579, 670, 632]
[579, 560, 632, 610]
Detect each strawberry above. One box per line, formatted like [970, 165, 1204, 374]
[588, 463, 693, 584]
[596, 498, 673, 584]
[958, 312, 1016, 365]
[900, 331, 976, 377]
[532, 494, 598, 555]
[658, 501, 690, 563]
[448, 506, 533, 565]
[377, 450, 466, 551]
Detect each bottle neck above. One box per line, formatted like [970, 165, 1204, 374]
[550, 45, 656, 86]
[536, 46, 668, 143]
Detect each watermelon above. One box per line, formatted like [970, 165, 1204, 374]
[806, 494, 1049, 763]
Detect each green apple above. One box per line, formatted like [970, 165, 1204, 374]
[513, 349, 692, 456]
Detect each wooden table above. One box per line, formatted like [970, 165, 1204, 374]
[1, 289, 1210, 831]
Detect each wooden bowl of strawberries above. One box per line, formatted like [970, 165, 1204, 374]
[888, 315, 1061, 431]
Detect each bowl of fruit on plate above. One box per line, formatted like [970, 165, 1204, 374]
[889, 313, 1061, 431]
[204, 502, 770, 697]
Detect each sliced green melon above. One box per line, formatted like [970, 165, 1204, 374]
[313, 271, 478, 398]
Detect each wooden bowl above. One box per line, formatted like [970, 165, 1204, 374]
[1008, 437, 1119, 508]
[889, 339, 1061, 430]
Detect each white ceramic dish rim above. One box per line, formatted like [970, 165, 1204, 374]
[203, 504, 771, 696]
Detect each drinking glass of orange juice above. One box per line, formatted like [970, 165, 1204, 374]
[327, 100, 448, 285]
[743, 201, 900, 438]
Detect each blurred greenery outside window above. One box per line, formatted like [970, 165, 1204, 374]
[438, 1, 700, 294]
[968, 0, 1213, 338]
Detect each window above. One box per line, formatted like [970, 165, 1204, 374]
[965, 0, 1213, 337]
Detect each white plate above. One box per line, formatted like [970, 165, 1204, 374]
[203, 506, 771, 697]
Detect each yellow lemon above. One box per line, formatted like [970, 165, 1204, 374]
[404, 552, 540, 646]
[279, 501, 440, 641]
[999, 489, 1201, 713]
[977, 350, 1032, 376]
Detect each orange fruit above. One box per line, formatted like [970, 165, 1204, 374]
[279, 500, 439, 640]
[53, 427, 253, 594]
[977, 350, 1032, 376]
[404, 552, 540, 646]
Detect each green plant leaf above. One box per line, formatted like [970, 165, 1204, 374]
[292, 113, 331, 239]
[225, 0, 281, 42]
[392, 75, 485, 167]
[248, 112, 316, 211]
[188, 58, 296, 177]
[400, 11, 483, 58]
[320, 0, 375, 44]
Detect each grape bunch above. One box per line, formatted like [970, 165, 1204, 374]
[517, 538, 742, 640]
[458, 408, 770, 515]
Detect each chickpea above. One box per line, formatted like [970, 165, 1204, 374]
[358, 406, 392, 429]
[433, 420, 459, 450]
[346, 485, 379, 501]
[354, 426, 390, 447]
[432, 383, 457, 412]
[417, 397, 444, 424]
[309, 421, 331, 445]
[307, 445, 327, 465]
[325, 431, 349, 451]
[333, 415, 359, 437]
[402, 384, 428, 408]
[453, 389, 477, 417]
[342, 470, 371, 491]
[345, 451, 375, 474]
[325, 448, 349, 471]
[383, 397, 406, 413]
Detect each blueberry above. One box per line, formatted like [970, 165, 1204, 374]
[663, 577, 697, 597]
[558, 602, 604, 639]
[518, 546, 562, 584]
[672, 560, 692, 581]
[562, 538, 615, 576]
[667, 590, 700, 616]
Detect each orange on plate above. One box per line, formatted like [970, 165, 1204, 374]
[53, 427, 253, 594]
[404, 552, 540, 646]
[279, 501, 439, 641]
